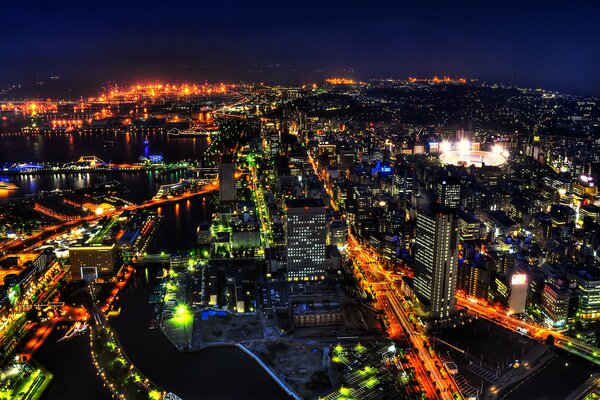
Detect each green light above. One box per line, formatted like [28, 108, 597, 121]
[149, 390, 161, 400]
[173, 304, 192, 326]
[334, 344, 343, 354]
[339, 387, 350, 396]
[365, 376, 378, 388]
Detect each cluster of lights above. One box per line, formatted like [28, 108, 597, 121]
[0, 101, 58, 116]
[90, 326, 163, 400]
[94, 82, 231, 102]
[325, 78, 357, 85]
[408, 76, 467, 84]
[491, 143, 510, 158]
[438, 140, 509, 167]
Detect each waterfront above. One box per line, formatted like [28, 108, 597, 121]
[31, 192, 286, 400]
[0, 130, 210, 164]
[502, 348, 600, 400]
[35, 329, 111, 400]
[0, 170, 184, 205]
[0, 130, 210, 205]
[111, 264, 288, 400]
[34, 266, 287, 400]
[148, 196, 213, 254]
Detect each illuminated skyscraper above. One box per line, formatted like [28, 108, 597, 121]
[285, 198, 327, 280]
[436, 177, 461, 208]
[392, 163, 414, 204]
[413, 206, 459, 319]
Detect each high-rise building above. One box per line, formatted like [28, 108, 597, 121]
[413, 206, 459, 319]
[285, 198, 327, 280]
[575, 271, 600, 320]
[392, 163, 414, 204]
[436, 177, 461, 208]
[219, 160, 236, 203]
[328, 219, 348, 251]
[457, 261, 491, 300]
[508, 273, 528, 314]
[541, 283, 570, 327]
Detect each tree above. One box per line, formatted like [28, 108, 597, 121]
[545, 334, 555, 346]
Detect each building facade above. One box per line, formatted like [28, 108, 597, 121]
[413, 206, 459, 319]
[285, 198, 327, 280]
[69, 243, 117, 281]
[218, 161, 236, 203]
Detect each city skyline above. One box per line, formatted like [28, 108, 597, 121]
[3, 2, 600, 400]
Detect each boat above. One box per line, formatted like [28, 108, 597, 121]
[167, 127, 213, 138]
[0, 182, 18, 190]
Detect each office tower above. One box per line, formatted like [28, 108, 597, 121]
[575, 271, 600, 319]
[413, 206, 459, 319]
[541, 283, 570, 327]
[285, 198, 327, 280]
[328, 219, 348, 250]
[392, 163, 414, 201]
[436, 177, 461, 208]
[457, 261, 491, 300]
[508, 273, 528, 314]
[219, 160, 236, 203]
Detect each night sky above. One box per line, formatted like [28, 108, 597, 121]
[2, 1, 600, 96]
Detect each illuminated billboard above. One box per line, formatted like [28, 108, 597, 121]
[511, 274, 527, 285]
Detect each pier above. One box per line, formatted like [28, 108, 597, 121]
[0, 155, 193, 176]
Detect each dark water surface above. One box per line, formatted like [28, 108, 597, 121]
[111, 265, 288, 400]
[17, 127, 287, 399]
[0, 130, 209, 205]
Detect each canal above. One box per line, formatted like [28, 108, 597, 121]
[110, 264, 287, 399]
[502, 347, 600, 400]
[34, 193, 287, 399]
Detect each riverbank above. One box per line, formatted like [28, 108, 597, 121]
[109, 265, 289, 399]
[500, 347, 600, 400]
[89, 324, 163, 400]
[483, 345, 556, 400]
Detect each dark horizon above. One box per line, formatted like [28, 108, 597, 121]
[2, 1, 600, 97]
